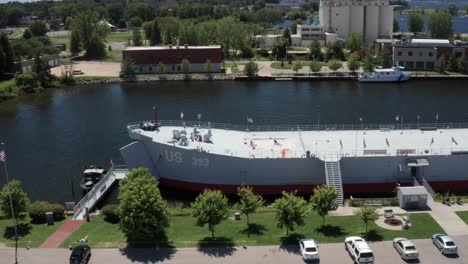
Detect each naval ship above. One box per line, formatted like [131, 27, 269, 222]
[120, 120, 468, 202]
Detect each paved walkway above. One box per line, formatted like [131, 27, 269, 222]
[39, 220, 84, 248]
[427, 203, 468, 236]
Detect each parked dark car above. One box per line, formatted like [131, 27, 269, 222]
[70, 245, 91, 264]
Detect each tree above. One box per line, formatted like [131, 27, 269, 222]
[29, 21, 48, 37]
[181, 59, 190, 74]
[355, 206, 379, 233]
[191, 189, 230, 238]
[243, 61, 259, 77]
[150, 20, 162, 46]
[328, 60, 343, 74]
[106, 3, 125, 25]
[84, 35, 106, 59]
[120, 58, 136, 77]
[132, 27, 143, 46]
[380, 48, 393, 68]
[15, 72, 38, 93]
[428, 10, 453, 39]
[70, 29, 81, 56]
[447, 55, 458, 72]
[362, 52, 375, 72]
[448, 4, 459, 16]
[128, 16, 143, 28]
[408, 12, 424, 34]
[309, 41, 323, 61]
[231, 63, 239, 77]
[118, 168, 170, 243]
[292, 61, 302, 74]
[435, 55, 446, 73]
[33, 54, 53, 88]
[71, 11, 109, 59]
[309, 60, 323, 75]
[236, 186, 264, 226]
[143, 21, 153, 42]
[0, 179, 30, 219]
[158, 62, 165, 74]
[283, 28, 292, 46]
[0, 32, 14, 75]
[272, 41, 287, 60]
[347, 54, 360, 73]
[458, 57, 467, 74]
[346, 32, 363, 53]
[272, 191, 310, 236]
[325, 42, 345, 61]
[203, 59, 212, 74]
[22, 28, 32, 39]
[310, 185, 338, 225]
[64, 17, 73, 31]
[393, 18, 400, 33]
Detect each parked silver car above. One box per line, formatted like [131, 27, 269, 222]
[393, 237, 418, 260]
[432, 234, 458, 255]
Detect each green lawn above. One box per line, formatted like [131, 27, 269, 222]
[456, 211, 468, 225]
[0, 78, 20, 97]
[0, 217, 68, 248]
[104, 49, 123, 62]
[271, 61, 313, 69]
[61, 209, 443, 248]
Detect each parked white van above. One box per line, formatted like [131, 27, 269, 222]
[345, 236, 374, 264]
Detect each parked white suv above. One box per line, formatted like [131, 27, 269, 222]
[345, 236, 374, 264]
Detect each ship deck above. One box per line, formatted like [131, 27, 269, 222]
[131, 123, 468, 160]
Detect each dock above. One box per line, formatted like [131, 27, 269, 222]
[73, 165, 128, 220]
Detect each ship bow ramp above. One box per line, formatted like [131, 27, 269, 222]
[120, 141, 158, 176]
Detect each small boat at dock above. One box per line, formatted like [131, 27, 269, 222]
[80, 166, 106, 191]
[358, 65, 411, 83]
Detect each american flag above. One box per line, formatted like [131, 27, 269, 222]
[180, 112, 184, 120]
[0, 149, 5, 162]
[247, 117, 254, 124]
[395, 115, 400, 122]
[197, 113, 202, 120]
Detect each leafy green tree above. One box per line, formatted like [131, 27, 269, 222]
[84, 35, 107, 59]
[22, 28, 32, 39]
[0, 32, 14, 75]
[283, 28, 292, 46]
[328, 60, 343, 74]
[181, 59, 190, 74]
[6, 7, 25, 26]
[380, 48, 393, 68]
[310, 185, 338, 225]
[292, 61, 302, 74]
[33, 54, 53, 88]
[447, 55, 458, 72]
[236, 186, 264, 226]
[0, 179, 30, 219]
[309, 41, 323, 61]
[132, 27, 143, 46]
[124, 3, 156, 22]
[29, 21, 48, 37]
[231, 63, 239, 77]
[362, 52, 375, 72]
[120, 58, 136, 77]
[272, 41, 287, 60]
[347, 54, 360, 73]
[309, 60, 323, 75]
[15, 72, 38, 93]
[458, 57, 467, 74]
[325, 42, 345, 61]
[435, 55, 446, 73]
[346, 32, 363, 53]
[355, 206, 379, 233]
[408, 12, 424, 34]
[143, 21, 153, 42]
[203, 59, 212, 74]
[128, 16, 143, 28]
[158, 62, 165, 74]
[118, 168, 170, 243]
[428, 10, 453, 39]
[70, 28, 81, 56]
[64, 17, 73, 31]
[448, 4, 459, 16]
[106, 3, 124, 25]
[191, 189, 230, 238]
[393, 18, 400, 32]
[272, 191, 310, 236]
[243, 61, 259, 77]
[150, 20, 162, 46]
[71, 10, 109, 59]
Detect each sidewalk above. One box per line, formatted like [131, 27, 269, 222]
[428, 203, 468, 236]
[39, 220, 84, 248]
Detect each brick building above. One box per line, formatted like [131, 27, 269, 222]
[122, 45, 222, 74]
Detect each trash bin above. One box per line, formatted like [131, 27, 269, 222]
[234, 212, 241, 220]
[46, 212, 54, 225]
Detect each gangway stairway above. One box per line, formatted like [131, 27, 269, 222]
[324, 156, 344, 204]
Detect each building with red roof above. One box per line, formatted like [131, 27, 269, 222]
[122, 45, 222, 73]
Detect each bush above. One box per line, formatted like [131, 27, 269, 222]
[256, 48, 269, 57]
[48, 203, 65, 221]
[29, 201, 50, 223]
[15, 72, 38, 93]
[102, 204, 119, 223]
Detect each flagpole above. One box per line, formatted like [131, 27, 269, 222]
[1, 142, 19, 264]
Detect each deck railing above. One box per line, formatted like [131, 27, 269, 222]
[128, 120, 468, 133]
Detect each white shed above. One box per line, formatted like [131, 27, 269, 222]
[397, 186, 428, 210]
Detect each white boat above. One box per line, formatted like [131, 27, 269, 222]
[358, 66, 411, 83]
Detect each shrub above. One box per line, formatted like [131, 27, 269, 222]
[256, 48, 269, 57]
[102, 204, 119, 223]
[48, 203, 65, 221]
[29, 201, 50, 223]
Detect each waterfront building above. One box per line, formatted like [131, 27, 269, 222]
[319, 0, 394, 44]
[122, 45, 222, 74]
[376, 38, 468, 70]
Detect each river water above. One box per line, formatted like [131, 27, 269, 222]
[1, 80, 468, 203]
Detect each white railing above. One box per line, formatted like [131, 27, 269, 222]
[422, 177, 436, 199]
[128, 120, 468, 132]
[73, 165, 128, 220]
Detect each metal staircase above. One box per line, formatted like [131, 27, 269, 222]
[324, 156, 344, 204]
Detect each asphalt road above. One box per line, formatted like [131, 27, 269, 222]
[1, 235, 467, 264]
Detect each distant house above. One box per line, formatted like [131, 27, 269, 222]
[14, 54, 60, 73]
[122, 45, 222, 74]
[20, 16, 41, 26]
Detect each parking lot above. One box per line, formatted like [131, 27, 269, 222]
[1, 235, 467, 264]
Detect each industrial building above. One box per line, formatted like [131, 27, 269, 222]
[122, 45, 222, 74]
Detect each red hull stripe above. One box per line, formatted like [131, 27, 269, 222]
[159, 178, 425, 194]
[159, 178, 468, 194]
